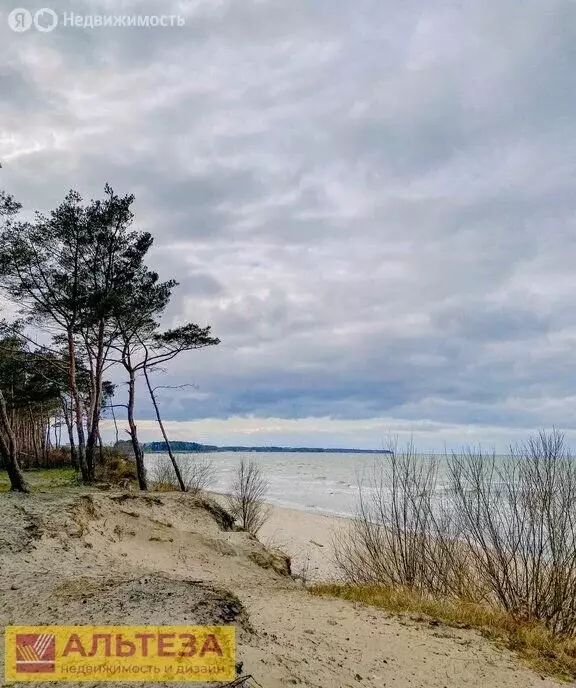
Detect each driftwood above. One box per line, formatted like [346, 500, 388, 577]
[218, 676, 263, 687]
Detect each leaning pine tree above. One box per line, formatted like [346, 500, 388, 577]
[110, 266, 220, 491]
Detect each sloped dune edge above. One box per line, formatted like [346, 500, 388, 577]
[0, 492, 562, 688]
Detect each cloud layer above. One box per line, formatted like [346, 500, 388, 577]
[2, 0, 576, 450]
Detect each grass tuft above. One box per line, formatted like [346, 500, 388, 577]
[311, 584, 576, 681]
[151, 481, 180, 492]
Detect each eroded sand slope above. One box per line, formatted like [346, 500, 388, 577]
[0, 492, 562, 687]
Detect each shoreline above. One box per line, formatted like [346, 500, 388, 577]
[259, 502, 351, 582]
[209, 491, 352, 582]
[208, 488, 356, 519]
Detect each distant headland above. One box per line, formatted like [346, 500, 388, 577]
[142, 441, 392, 455]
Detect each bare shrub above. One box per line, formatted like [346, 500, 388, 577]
[293, 553, 312, 586]
[334, 441, 468, 596]
[336, 430, 576, 637]
[449, 430, 576, 635]
[226, 458, 271, 535]
[184, 457, 216, 494]
[150, 457, 179, 491]
[151, 455, 215, 494]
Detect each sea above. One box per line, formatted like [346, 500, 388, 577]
[143, 451, 392, 519]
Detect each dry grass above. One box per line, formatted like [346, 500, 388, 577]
[151, 480, 180, 493]
[311, 584, 576, 681]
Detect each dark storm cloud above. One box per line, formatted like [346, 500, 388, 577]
[3, 0, 576, 449]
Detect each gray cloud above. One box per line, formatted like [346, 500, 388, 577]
[3, 0, 576, 450]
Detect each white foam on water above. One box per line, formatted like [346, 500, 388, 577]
[144, 451, 390, 518]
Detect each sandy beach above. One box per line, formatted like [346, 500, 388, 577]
[258, 504, 348, 581]
[0, 490, 562, 688]
[210, 493, 350, 582]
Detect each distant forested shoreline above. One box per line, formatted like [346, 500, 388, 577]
[143, 441, 392, 454]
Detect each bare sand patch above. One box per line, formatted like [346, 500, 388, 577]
[0, 491, 562, 688]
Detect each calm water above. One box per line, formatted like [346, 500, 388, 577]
[144, 451, 394, 518]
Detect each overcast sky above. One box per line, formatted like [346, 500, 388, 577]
[2, 0, 576, 451]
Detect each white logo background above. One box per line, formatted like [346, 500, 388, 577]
[7, 7, 58, 32]
[7, 8, 32, 31]
[33, 7, 58, 32]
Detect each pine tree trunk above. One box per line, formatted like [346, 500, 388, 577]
[85, 321, 105, 481]
[143, 365, 185, 492]
[61, 395, 78, 470]
[97, 429, 104, 464]
[127, 369, 147, 490]
[40, 405, 48, 464]
[111, 403, 119, 445]
[67, 331, 89, 481]
[0, 389, 28, 493]
[27, 405, 40, 466]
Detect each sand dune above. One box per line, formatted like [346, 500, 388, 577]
[0, 491, 561, 687]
